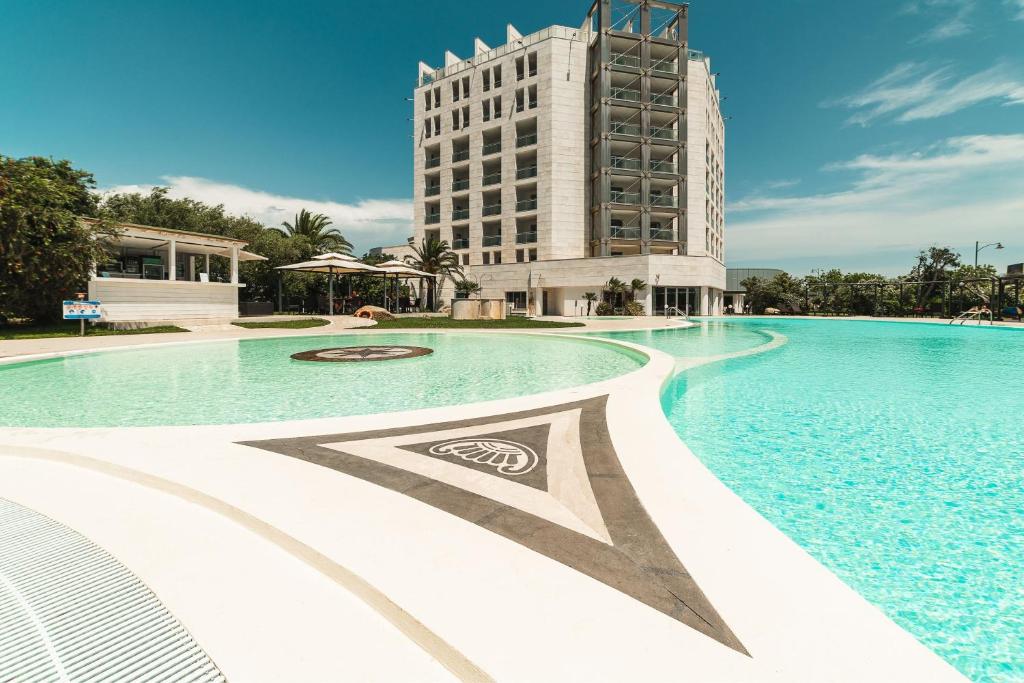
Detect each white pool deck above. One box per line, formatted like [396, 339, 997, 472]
[0, 316, 967, 682]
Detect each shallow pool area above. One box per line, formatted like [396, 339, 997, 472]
[609, 319, 1021, 682]
[0, 332, 645, 427]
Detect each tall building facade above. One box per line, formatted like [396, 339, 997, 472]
[412, 0, 724, 315]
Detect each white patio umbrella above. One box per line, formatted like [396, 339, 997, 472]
[375, 259, 437, 311]
[276, 253, 386, 314]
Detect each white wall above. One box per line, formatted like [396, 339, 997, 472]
[89, 279, 241, 322]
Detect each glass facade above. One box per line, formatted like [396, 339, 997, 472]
[652, 286, 699, 315]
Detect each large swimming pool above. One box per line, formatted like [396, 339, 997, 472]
[599, 319, 1023, 682]
[0, 332, 644, 428]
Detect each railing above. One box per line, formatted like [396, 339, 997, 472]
[425, 214, 441, 224]
[528, 68, 537, 77]
[482, 203, 502, 216]
[482, 234, 502, 247]
[425, 157, 441, 169]
[452, 150, 470, 163]
[610, 226, 641, 239]
[610, 87, 641, 102]
[425, 185, 441, 196]
[482, 172, 501, 186]
[516, 133, 537, 147]
[451, 208, 470, 221]
[650, 92, 676, 106]
[610, 122, 641, 136]
[610, 53, 641, 68]
[649, 195, 678, 207]
[652, 61, 678, 75]
[650, 127, 677, 141]
[419, 25, 578, 85]
[482, 141, 501, 155]
[516, 166, 537, 180]
[609, 190, 640, 204]
[650, 160, 677, 173]
[451, 179, 470, 192]
[516, 198, 538, 212]
[516, 232, 538, 244]
[665, 305, 687, 320]
[611, 156, 642, 171]
[650, 228, 676, 240]
[452, 238, 469, 249]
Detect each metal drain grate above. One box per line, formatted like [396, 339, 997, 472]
[0, 498, 225, 682]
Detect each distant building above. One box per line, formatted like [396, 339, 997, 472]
[409, 0, 725, 315]
[725, 268, 784, 312]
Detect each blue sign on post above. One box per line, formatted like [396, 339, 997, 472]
[63, 300, 102, 320]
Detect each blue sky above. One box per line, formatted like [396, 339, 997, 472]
[2, 0, 1022, 273]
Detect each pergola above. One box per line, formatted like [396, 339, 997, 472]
[375, 260, 436, 312]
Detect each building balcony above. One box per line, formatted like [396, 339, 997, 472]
[482, 203, 502, 216]
[451, 208, 470, 221]
[425, 185, 441, 196]
[516, 133, 537, 147]
[650, 160, 677, 174]
[516, 231, 538, 244]
[610, 87, 641, 103]
[610, 122, 641, 136]
[650, 92, 677, 107]
[451, 179, 470, 192]
[482, 141, 501, 155]
[516, 166, 537, 180]
[650, 228, 676, 240]
[609, 190, 640, 204]
[516, 198, 538, 212]
[610, 156, 642, 171]
[452, 150, 470, 163]
[452, 238, 469, 250]
[425, 214, 441, 225]
[650, 195, 678, 208]
[610, 53, 640, 69]
[483, 172, 501, 186]
[425, 157, 441, 169]
[652, 61, 678, 76]
[650, 127, 678, 141]
[482, 234, 502, 247]
[610, 226, 641, 240]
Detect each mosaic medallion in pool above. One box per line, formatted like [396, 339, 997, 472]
[290, 345, 434, 362]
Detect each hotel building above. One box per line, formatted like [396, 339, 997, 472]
[411, 0, 725, 315]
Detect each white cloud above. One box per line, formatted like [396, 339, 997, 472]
[727, 135, 1024, 273]
[99, 176, 413, 254]
[1007, 0, 1024, 20]
[829, 62, 1024, 125]
[915, 1, 973, 42]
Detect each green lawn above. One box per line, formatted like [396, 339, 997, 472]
[232, 318, 329, 329]
[0, 323, 188, 340]
[370, 317, 584, 329]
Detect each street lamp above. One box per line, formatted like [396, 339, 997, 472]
[975, 241, 1003, 267]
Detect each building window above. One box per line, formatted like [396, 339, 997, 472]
[452, 109, 460, 130]
[528, 248, 537, 261]
[433, 115, 440, 136]
[483, 70, 491, 92]
[433, 88, 440, 108]
[483, 252, 490, 265]
[462, 105, 470, 129]
[482, 100, 491, 122]
[452, 80, 460, 102]
[515, 56, 525, 81]
[424, 91, 432, 111]
[493, 251, 501, 264]
[528, 85, 537, 109]
[516, 249, 525, 263]
[462, 253, 469, 265]
[506, 291, 527, 310]
[493, 65, 502, 87]
[462, 76, 470, 99]
[493, 95, 501, 117]
[515, 88, 525, 112]
[528, 52, 537, 77]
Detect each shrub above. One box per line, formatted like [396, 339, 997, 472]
[624, 300, 645, 316]
[595, 301, 614, 316]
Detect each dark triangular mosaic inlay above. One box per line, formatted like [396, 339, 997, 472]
[240, 397, 747, 654]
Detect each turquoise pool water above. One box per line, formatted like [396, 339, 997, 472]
[0, 333, 644, 427]
[607, 319, 1022, 682]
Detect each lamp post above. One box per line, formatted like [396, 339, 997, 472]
[975, 241, 1003, 268]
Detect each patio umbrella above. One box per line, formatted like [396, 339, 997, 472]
[276, 254, 387, 314]
[375, 259, 437, 311]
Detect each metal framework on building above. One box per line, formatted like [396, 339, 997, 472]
[587, 0, 688, 257]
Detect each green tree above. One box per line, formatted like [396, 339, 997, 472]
[742, 272, 805, 314]
[629, 278, 647, 302]
[604, 277, 627, 309]
[909, 246, 961, 311]
[405, 237, 462, 311]
[0, 156, 114, 322]
[583, 292, 598, 315]
[273, 209, 351, 257]
[454, 278, 482, 297]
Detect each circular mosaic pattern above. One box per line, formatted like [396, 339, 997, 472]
[290, 345, 434, 363]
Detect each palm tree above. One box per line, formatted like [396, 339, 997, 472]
[274, 209, 352, 256]
[605, 277, 627, 309]
[583, 292, 598, 315]
[405, 237, 463, 311]
[629, 278, 647, 302]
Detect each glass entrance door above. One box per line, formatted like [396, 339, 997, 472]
[653, 287, 699, 315]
